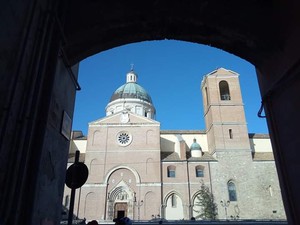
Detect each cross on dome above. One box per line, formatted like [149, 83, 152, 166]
[130, 63, 134, 71]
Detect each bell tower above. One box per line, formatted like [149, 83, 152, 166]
[201, 68, 251, 156]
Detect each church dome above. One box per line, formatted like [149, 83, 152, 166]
[190, 138, 202, 158]
[110, 83, 153, 103]
[190, 138, 201, 151]
[109, 70, 152, 103]
[106, 68, 156, 119]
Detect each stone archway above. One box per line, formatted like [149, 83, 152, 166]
[2, 1, 300, 225]
[106, 169, 137, 220]
[164, 191, 185, 220]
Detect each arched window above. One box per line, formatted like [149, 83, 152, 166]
[195, 165, 204, 177]
[219, 81, 231, 100]
[228, 181, 237, 201]
[167, 165, 176, 178]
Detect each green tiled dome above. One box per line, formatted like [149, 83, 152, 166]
[190, 138, 201, 150]
[110, 82, 152, 103]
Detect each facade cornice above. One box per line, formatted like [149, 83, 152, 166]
[249, 133, 270, 138]
[160, 130, 205, 134]
[89, 123, 160, 127]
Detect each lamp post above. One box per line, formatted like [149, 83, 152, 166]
[151, 214, 160, 220]
[220, 200, 230, 220]
[230, 204, 240, 220]
[134, 193, 143, 221]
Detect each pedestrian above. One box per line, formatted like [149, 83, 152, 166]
[87, 220, 98, 225]
[113, 217, 132, 225]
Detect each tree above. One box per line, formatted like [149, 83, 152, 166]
[194, 181, 218, 220]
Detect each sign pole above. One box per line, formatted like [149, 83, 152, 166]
[68, 150, 80, 225]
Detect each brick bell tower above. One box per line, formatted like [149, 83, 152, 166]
[201, 68, 251, 157]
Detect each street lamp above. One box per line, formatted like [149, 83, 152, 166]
[152, 214, 160, 220]
[134, 193, 143, 221]
[220, 200, 230, 220]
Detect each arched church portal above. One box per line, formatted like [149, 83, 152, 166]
[106, 168, 137, 220]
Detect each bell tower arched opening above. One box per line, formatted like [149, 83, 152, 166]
[219, 80, 231, 101]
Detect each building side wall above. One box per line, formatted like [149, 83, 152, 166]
[250, 137, 273, 153]
[210, 152, 285, 220]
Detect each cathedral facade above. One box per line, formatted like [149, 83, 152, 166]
[63, 68, 286, 222]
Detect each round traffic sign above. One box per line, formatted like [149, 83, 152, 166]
[65, 162, 89, 189]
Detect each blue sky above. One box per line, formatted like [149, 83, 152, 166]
[72, 40, 268, 135]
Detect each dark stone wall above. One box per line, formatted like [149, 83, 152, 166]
[0, 0, 77, 224]
[32, 58, 79, 224]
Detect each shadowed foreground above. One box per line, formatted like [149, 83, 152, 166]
[64, 219, 287, 225]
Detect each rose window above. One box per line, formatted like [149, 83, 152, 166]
[117, 131, 132, 146]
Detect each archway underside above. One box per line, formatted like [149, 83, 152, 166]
[60, 2, 300, 224]
[3, 0, 300, 224]
[63, 0, 291, 67]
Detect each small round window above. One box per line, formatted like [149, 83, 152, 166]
[117, 131, 132, 146]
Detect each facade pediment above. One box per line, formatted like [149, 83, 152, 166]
[89, 111, 160, 127]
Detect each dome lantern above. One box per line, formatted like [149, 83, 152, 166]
[126, 69, 138, 83]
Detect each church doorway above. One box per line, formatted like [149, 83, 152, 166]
[114, 203, 128, 219]
[106, 173, 136, 220]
